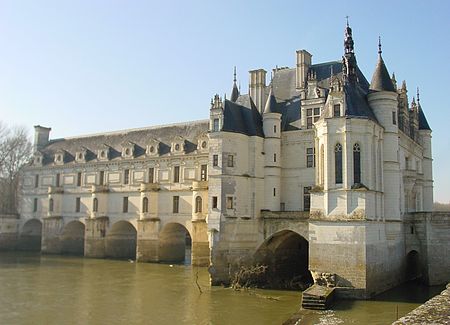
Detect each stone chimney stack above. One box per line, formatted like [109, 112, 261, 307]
[34, 125, 51, 151]
[296, 50, 312, 89]
[249, 69, 267, 113]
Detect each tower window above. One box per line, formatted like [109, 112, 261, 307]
[212, 196, 218, 209]
[353, 143, 361, 184]
[226, 196, 233, 209]
[273, 153, 277, 162]
[173, 166, 180, 183]
[77, 172, 82, 187]
[173, 196, 179, 213]
[213, 154, 219, 167]
[273, 188, 276, 197]
[124, 169, 130, 184]
[76, 197, 80, 212]
[148, 167, 154, 183]
[392, 111, 397, 125]
[99, 171, 105, 185]
[33, 198, 38, 212]
[335, 143, 343, 184]
[200, 164, 207, 181]
[306, 148, 315, 168]
[227, 155, 234, 167]
[306, 108, 320, 129]
[333, 104, 341, 117]
[273, 125, 277, 133]
[123, 197, 129, 213]
[142, 197, 149, 213]
[213, 118, 220, 132]
[35, 175, 39, 188]
[56, 173, 60, 187]
[304, 186, 311, 211]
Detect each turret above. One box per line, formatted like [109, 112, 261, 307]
[209, 94, 223, 133]
[33, 125, 51, 152]
[262, 85, 281, 211]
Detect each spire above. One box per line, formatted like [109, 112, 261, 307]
[230, 66, 239, 102]
[342, 19, 358, 83]
[391, 72, 397, 89]
[417, 87, 420, 105]
[369, 36, 396, 92]
[263, 84, 278, 114]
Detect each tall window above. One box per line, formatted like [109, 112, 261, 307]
[273, 188, 276, 197]
[273, 153, 277, 162]
[56, 173, 60, 187]
[333, 104, 341, 117]
[335, 143, 343, 184]
[173, 196, 179, 213]
[173, 166, 180, 183]
[227, 155, 234, 167]
[213, 154, 218, 167]
[306, 148, 315, 168]
[124, 169, 130, 184]
[76, 197, 81, 212]
[49, 198, 54, 212]
[226, 196, 233, 209]
[200, 164, 207, 181]
[273, 125, 277, 133]
[306, 107, 320, 129]
[123, 197, 129, 213]
[142, 197, 149, 213]
[99, 171, 104, 185]
[213, 118, 219, 132]
[93, 198, 98, 212]
[77, 172, 82, 187]
[148, 167, 154, 183]
[35, 175, 39, 188]
[33, 198, 38, 212]
[195, 196, 202, 213]
[304, 186, 311, 211]
[353, 143, 361, 184]
[212, 196, 218, 209]
[392, 111, 397, 125]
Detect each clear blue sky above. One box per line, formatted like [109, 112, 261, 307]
[0, 0, 449, 203]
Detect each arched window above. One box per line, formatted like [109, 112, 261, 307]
[93, 198, 98, 212]
[195, 196, 202, 213]
[353, 143, 361, 184]
[335, 143, 343, 184]
[49, 198, 54, 212]
[142, 197, 149, 213]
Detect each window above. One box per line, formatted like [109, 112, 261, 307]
[280, 202, 285, 211]
[201, 164, 207, 181]
[306, 107, 321, 129]
[76, 197, 80, 212]
[212, 196, 218, 209]
[273, 153, 277, 162]
[304, 186, 311, 211]
[77, 172, 82, 187]
[93, 198, 98, 212]
[335, 143, 343, 184]
[392, 111, 397, 125]
[49, 198, 54, 212]
[333, 104, 341, 117]
[56, 173, 60, 187]
[227, 155, 234, 167]
[33, 198, 38, 212]
[173, 196, 179, 213]
[353, 143, 361, 184]
[35, 175, 39, 188]
[274, 125, 277, 133]
[213, 154, 218, 167]
[148, 167, 154, 183]
[99, 171, 104, 185]
[142, 197, 149, 213]
[123, 197, 129, 213]
[273, 188, 276, 197]
[213, 118, 220, 132]
[306, 148, 315, 168]
[226, 196, 233, 209]
[124, 169, 130, 185]
[195, 196, 202, 213]
[173, 166, 180, 183]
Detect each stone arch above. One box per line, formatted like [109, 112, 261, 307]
[159, 222, 192, 264]
[60, 220, 85, 255]
[406, 250, 422, 281]
[18, 219, 42, 251]
[106, 221, 137, 259]
[254, 230, 313, 289]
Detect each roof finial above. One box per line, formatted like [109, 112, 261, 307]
[346, 15, 349, 27]
[378, 36, 382, 55]
[233, 66, 237, 83]
[417, 87, 420, 103]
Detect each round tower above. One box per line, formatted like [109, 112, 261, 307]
[367, 39, 400, 220]
[263, 86, 281, 211]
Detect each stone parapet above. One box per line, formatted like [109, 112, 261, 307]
[261, 211, 310, 220]
[191, 181, 208, 191]
[139, 183, 160, 192]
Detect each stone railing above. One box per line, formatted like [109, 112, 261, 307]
[260, 210, 310, 220]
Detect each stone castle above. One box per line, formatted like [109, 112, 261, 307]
[2, 22, 449, 299]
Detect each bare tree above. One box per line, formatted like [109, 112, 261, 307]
[0, 122, 32, 214]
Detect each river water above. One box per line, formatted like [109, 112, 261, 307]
[0, 252, 443, 325]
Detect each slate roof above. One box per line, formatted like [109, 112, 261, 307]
[370, 55, 396, 92]
[222, 99, 264, 137]
[37, 120, 209, 165]
[343, 81, 378, 122]
[418, 105, 431, 130]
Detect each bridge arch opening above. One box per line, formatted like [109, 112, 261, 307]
[159, 223, 192, 265]
[18, 219, 42, 251]
[254, 230, 313, 290]
[60, 221, 85, 255]
[105, 221, 137, 260]
[406, 250, 422, 281]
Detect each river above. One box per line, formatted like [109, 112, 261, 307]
[0, 252, 443, 324]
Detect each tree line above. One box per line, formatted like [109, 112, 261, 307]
[0, 122, 32, 215]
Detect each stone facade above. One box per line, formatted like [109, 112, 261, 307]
[4, 22, 449, 299]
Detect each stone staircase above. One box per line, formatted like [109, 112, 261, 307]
[301, 284, 335, 310]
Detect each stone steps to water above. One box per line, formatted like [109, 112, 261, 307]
[301, 284, 335, 310]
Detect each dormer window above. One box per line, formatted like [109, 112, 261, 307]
[146, 139, 160, 157]
[54, 150, 66, 165]
[333, 104, 341, 117]
[121, 142, 135, 159]
[33, 152, 43, 166]
[171, 136, 185, 155]
[75, 147, 88, 163]
[197, 133, 208, 152]
[98, 145, 110, 161]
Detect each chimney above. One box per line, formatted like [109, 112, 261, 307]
[34, 125, 51, 151]
[249, 69, 267, 113]
[296, 50, 312, 89]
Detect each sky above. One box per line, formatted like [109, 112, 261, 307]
[0, 0, 449, 203]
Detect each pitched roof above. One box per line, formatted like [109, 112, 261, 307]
[222, 99, 264, 137]
[263, 87, 278, 114]
[370, 55, 396, 92]
[418, 105, 431, 130]
[344, 81, 378, 122]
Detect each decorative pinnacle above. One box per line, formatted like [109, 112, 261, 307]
[233, 66, 237, 83]
[417, 87, 420, 103]
[346, 15, 349, 27]
[378, 36, 382, 55]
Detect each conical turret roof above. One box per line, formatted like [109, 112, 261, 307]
[369, 39, 395, 92]
[263, 86, 278, 114]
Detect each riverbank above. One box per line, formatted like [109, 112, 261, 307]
[392, 283, 450, 324]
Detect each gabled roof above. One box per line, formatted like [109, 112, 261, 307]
[344, 81, 379, 122]
[222, 99, 264, 137]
